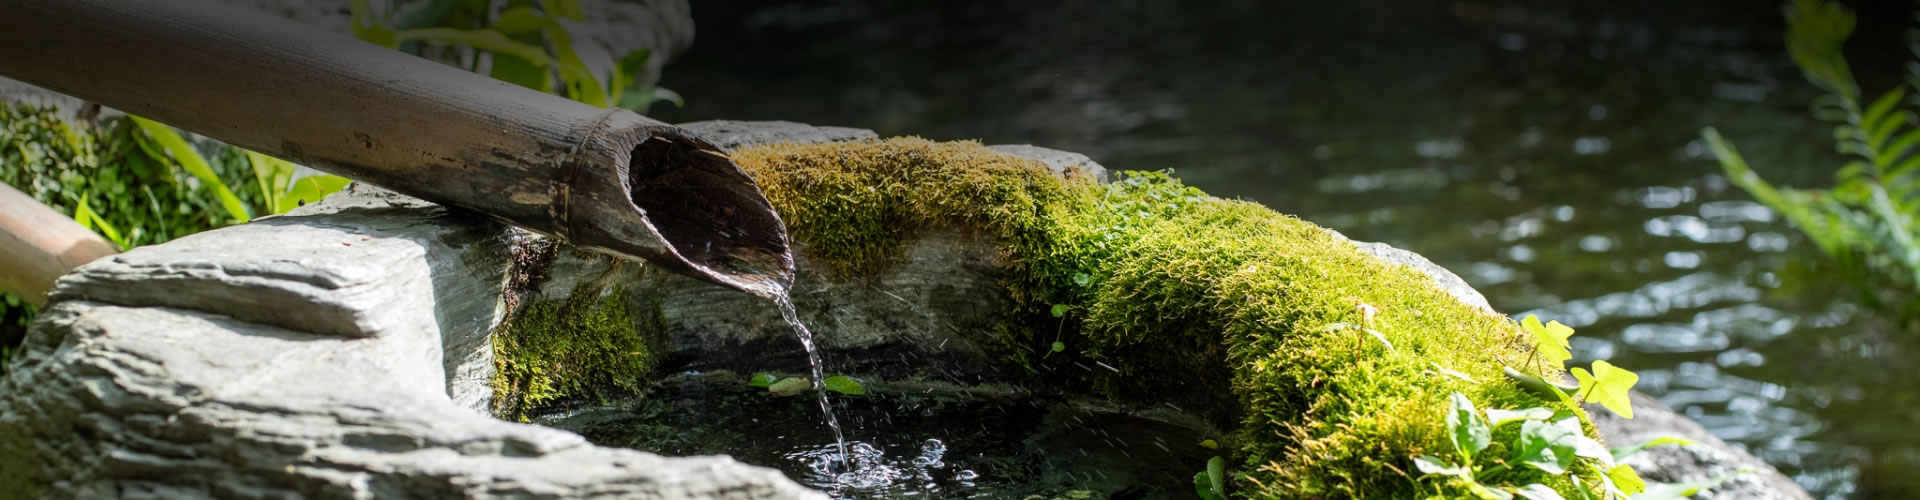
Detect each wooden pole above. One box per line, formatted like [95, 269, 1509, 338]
[0, 184, 119, 307]
[0, 0, 792, 296]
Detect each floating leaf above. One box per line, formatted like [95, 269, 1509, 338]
[767, 377, 810, 397]
[1521, 315, 1574, 367]
[1572, 360, 1639, 419]
[824, 375, 866, 396]
[1513, 484, 1568, 500]
[1447, 392, 1491, 461]
[1610, 436, 1697, 462]
[746, 373, 777, 388]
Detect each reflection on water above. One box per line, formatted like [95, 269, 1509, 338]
[653, 1, 1919, 497]
[545, 376, 1212, 499]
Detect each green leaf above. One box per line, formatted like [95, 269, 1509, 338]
[1194, 472, 1225, 500]
[1572, 360, 1639, 419]
[1610, 436, 1697, 462]
[1486, 407, 1556, 427]
[348, 0, 398, 48]
[74, 197, 128, 250]
[542, 0, 586, 20]
[746, 373, 777, 388]
[1467, 481, 1515, 500]
[1877, 127, 1920, 168]
[1050, 341, 1066, 352]
[1520, 315, 1574, 366]
[275, 175, 351, 213]
[767, 377, 810, 397]
[1050, 304, 1069, 318]
[130, 117, 250, 223]
[394, 28, 553, 68]
[1511, 417, 1580, 475]
[1861, 87, 1907, 146]
[1199, 439, 1219, 449]
[823, 375, 866, 396]
[1412, 455, 1467, 477]
[1206, 456, 1226, 499]
[1513, 484, 1568, 500]
[1447, 392, 1492, 461]
[492, 7, 551, 35]
[1608, 464, 1648, 496]
[1362, 328, 1395, 352]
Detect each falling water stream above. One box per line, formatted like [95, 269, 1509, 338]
[772, 293, 851, 469]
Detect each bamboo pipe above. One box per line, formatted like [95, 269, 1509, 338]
[0, 184, 120, 307]
[0, 0, 794, 297]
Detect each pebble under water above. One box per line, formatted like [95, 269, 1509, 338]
[536, 376, 1215, 499]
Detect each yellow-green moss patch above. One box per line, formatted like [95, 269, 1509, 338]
[730, 138, 1593, 498]
[491, 285, 667, 421]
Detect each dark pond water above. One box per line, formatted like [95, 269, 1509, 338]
[546, 375, 1214, 499]
[644, 1, 1920, 498]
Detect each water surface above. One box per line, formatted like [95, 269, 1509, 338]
[651, 1, 1920, 497]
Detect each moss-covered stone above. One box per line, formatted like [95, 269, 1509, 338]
[490, 285, 668, 421]
[728, 138, 1595, 498]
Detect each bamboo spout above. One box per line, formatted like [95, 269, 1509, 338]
[0, 0, 793, 296]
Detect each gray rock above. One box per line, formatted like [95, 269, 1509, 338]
[0, 184, 824, 499]
[989, 144, 1111, 182]
[679, 120, 881, 151]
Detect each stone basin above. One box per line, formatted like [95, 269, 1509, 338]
[0, 121, 1809, 499]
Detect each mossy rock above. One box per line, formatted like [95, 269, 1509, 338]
[717, 138, 1595, 498]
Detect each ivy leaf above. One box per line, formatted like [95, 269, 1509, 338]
[1513, 484, 1568, 500]
[1607, 464, 1647, 496]
[1521, 315, 1575, 366]
[1447, 392, 1492, 461]
[1571, 434, 1615, 469]
[1572, 360, 1639, 419]
[824, 375, 866, 396]
[746, 373, 777, 388]
[1511, 418, 1579, 474]
[1610, 436, 1697, 462]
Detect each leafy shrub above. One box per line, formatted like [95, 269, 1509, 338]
[348, 0, 681, 112]
[1703, 0, 1920, 321]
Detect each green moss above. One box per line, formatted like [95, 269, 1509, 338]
[730, 138, 1595, 498]
[490, 285, 667, 421]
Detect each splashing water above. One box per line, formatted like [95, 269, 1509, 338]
[773, 293, 850, 468]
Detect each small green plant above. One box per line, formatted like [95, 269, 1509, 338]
[1703, 0, 1920, 320]
[1422, 315, 1744, 499]
[749, 373, 868, 396]
[348, 0, 681, 112]
[1194, 455, 1227, 500]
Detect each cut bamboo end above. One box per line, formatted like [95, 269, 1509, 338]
[567, 112, 795, 298]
